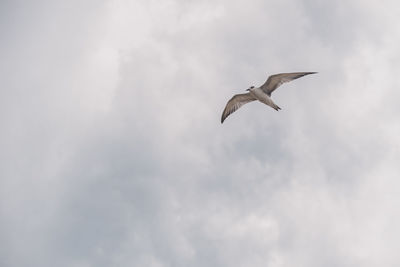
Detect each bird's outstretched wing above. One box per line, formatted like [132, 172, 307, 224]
[260, 72, 317, 96]
[221, 93, 256, 123]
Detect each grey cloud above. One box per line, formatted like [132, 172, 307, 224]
[1, 0, 400, 266]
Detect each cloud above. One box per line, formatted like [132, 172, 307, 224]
[1, 0, 400, 266]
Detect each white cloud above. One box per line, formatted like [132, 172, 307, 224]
[1, 0, 400, 266]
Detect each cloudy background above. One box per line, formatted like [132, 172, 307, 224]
[1, 0, 400, 266]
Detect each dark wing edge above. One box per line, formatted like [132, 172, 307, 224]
[221, 93, 256, 123]
[260, 72, 317, 95]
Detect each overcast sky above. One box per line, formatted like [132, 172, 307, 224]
[1, 0, 400, 266]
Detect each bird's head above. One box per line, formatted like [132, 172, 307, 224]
[246, 86, 255, 91]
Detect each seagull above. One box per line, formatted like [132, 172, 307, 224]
[221, 72, 317, 123]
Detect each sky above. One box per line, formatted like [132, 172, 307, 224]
[1, 0, 400, 266]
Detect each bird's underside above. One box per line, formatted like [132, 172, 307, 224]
[221, 72, 316, 123]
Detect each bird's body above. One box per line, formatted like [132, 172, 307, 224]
[221, 72, 317, 123]
[248, 87, 281, 111]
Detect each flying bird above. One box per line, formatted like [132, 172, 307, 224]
[221, 72, 317, 123]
